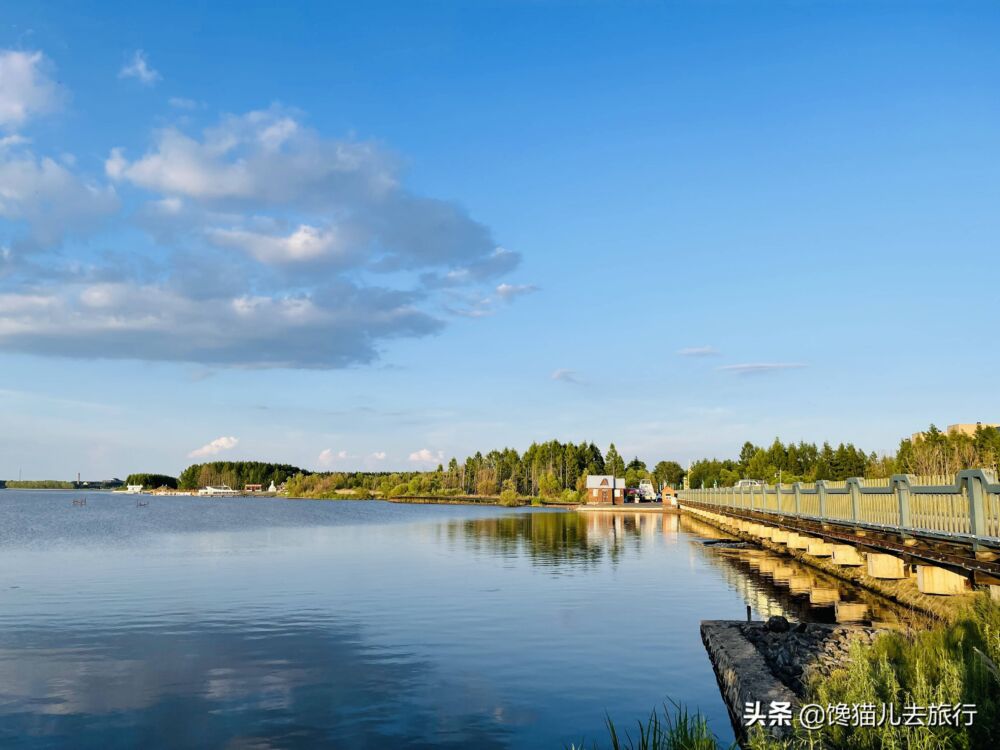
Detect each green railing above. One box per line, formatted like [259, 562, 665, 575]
[678, 469, 1000, 541]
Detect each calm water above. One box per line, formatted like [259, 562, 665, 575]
[0, 491, 895, 749]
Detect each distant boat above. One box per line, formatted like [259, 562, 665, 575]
[125, 484, 145, 494]
[198, 485, 241, 497]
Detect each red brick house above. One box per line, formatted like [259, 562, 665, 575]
[585, 475, 626, 504]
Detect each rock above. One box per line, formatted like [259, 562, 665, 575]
[795, 622, 808, 633]
[766, 615, 791, 633]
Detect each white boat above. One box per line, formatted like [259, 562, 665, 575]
[637, 480, 658, 501]
[198, 485, 241, 497]
[125, 484, 145, 494]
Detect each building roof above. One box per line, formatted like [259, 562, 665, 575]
[585, 475, 626, 489]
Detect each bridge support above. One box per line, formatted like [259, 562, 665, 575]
[790, 535, 815, 550]
[806, 541, 833, 557]
[866, 553, 907, 579]
[915, 565, 969, 596]
[830, 545, 864, 566]
[992, 585, 1000, 603]
[771, 530, 790, 544]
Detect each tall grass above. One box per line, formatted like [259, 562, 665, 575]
[799, 594, 1000, 750]
[568, 702, 731, 750]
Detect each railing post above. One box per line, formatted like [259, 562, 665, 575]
[895, 476, 912, 529]
[965, 472, 986, 539]
[793, 482, 800, 515]
[817, 480, 827, 519]
[844, 478, 862, 523]
[848, 481, 859, 523]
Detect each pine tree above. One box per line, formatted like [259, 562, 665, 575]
[605, 443, 625, 478]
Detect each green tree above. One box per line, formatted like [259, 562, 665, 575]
[538, 472, 560, 498]
[604, 443, 625, 478]
[652, 460, 685, 488]
[738, 441, 758, 471]
[125, 473, 178, 489]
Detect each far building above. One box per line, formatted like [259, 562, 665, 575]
[585, 475, 626, 504]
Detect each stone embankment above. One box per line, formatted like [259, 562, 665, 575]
[703, 615, 879, 742]
[701, 619, 798, 740]
[741, 616, 879, 695]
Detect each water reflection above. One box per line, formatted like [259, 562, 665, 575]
[453, 510, 680, 569]
[0, 617, 511, 749]
[0, 494, 920, 749]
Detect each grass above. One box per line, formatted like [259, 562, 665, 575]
[574, 595, 1000, 750]
[791, 593, 1000, 750]
[568, 702, 730, 750]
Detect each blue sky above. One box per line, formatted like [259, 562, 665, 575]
[1, 1, 999, 479]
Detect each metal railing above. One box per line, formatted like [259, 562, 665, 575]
[678, 470, 1000, 542]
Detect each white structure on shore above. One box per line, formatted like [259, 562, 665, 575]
[125, 484, 144, 494]
[198, 485, 240, 497]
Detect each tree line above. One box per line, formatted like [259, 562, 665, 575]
[686, 424, 1000, 488]
[167, 443, 686, 501]
[140, 424, 1000, 498]
[177, 461, 304, 490]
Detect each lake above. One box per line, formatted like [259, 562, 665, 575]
[0, 491, 900, 749]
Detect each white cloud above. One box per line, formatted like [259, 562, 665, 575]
[371, 451, 386, 460]
[119, 50, 160, 86]
[0, 50, 62, 130]
[677, 346, 719, 357]
[496, 282, 537, 301]
[206, 223, 349, 264]
[104, 109, 393, 202]
[551, 368, 580, 384]
[4, 104, 520, 369]
[717, 363, 807, 375]
[0, 134, 29, 149]
[408, 448, 443, 463]
[0, 281, 440, 368]
[105, 107, 512, 274]
[0, 151, 119, 249]
[188, 435, 238, 458]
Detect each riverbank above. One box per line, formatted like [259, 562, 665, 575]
[388, 494, 579, 508]
[702, 617, 882, 742]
